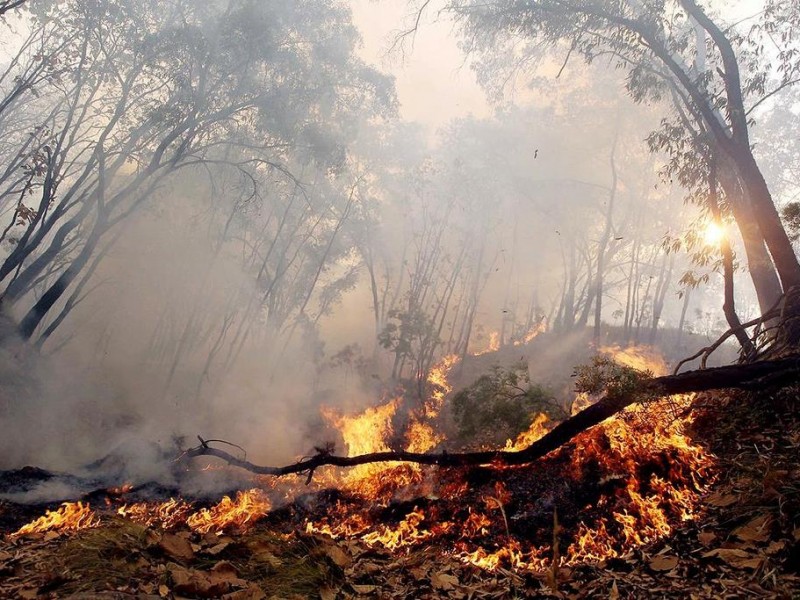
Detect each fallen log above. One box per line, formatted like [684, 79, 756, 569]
[183, 355, 800, 479]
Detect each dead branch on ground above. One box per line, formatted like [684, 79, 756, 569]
[182, 356, 800, 481]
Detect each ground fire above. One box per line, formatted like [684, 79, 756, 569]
[8, 348, 712, 571]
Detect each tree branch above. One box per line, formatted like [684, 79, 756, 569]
[183, 356, 800, 479]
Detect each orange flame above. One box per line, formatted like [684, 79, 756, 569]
[117, 498, 192, 530]
[598, 344, 668, 376]
[504, 413, 551, 451]
[13, 502, 100, 537]
[515, 320, 547, 346]
[425, 353, 459, 417]
[473, 331, 500, 356]
[187, 489, 271, 534]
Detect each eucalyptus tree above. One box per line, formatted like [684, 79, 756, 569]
[441, 0, 800, 316]
[0, 0, 393, 344]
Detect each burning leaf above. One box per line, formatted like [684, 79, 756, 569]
[649, 554, 679, 571]
[703, 548, 764, 570]
[732, 514, 771, 543]
[118, 498, 191, 529]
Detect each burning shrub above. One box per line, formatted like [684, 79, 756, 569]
[451, 363, 560, 447]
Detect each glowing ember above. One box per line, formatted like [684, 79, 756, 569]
[117, 498, 192, 530]
[187, 489, 271, 533]
[13, 502, 100, 537]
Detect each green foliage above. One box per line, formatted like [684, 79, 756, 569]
[451, 363, 557, 445]
[573, 356, 655, 402]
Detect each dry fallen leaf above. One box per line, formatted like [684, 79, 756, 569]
[322, 543, 352, 568]
[222, 584, 267, 600]
[319, 586, 339, 600]
[207, 541, 230, 555]
[733, 514, 771, 543]
[649, 555, 679, 572]
[210, 560, 240, 580]
[697, 531, 717, 546]
[609, 580, 619, 600]
[159, 532, 195, 562]
[431, 571, 459, 591]
[766, 540, 787, 555]
[351, 583, 377, 594]
[706, 492, 738, 508]
[703, 548, 764, 570]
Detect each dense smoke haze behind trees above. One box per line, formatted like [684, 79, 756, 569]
[0, 0, 797, 471]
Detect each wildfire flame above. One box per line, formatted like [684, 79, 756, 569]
[10, 344, 714, 580]
[307, 344, 713, 572]
[425, 353, 459, 417]
[504, 413, 551, 451]
[598, 344, 668, 376]
[187, 489, 271, 534]
[516, 320, 547, 346]
[13, 502, 100, 537]
[473, 331, 500, 356]
[117, 498, 192, 530]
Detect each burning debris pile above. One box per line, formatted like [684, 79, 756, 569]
[0, 347, 722, 592]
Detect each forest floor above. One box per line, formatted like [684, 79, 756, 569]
[0, 385, 798, 599]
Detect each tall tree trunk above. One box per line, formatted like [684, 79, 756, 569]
[717, 155, 783, 313]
